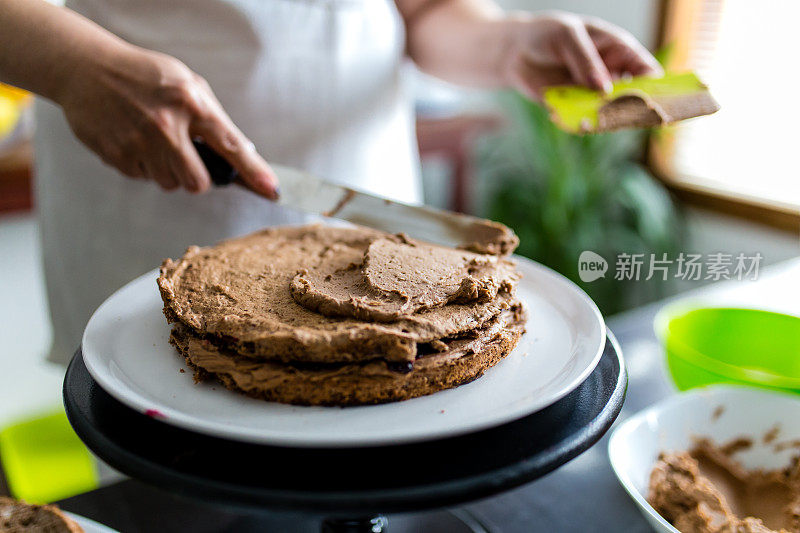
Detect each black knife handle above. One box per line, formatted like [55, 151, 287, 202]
[192, 139, 238, 186]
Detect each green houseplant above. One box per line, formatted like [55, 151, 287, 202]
[477, 92, 682, 314]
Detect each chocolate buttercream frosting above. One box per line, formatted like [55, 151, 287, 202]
[291, 236, 519, 322]
[158, 222, 526, 405]
[649, 438, 800, 533]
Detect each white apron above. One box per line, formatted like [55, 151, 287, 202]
[35, 0, 421, 365]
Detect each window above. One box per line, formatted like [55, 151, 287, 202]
[650, 0, 800, 228]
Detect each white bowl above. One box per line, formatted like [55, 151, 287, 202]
[608, 385, 800, 532]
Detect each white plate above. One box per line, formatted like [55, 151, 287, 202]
[608, 385, 800, 533]
[67, 512, 118, 533]
[82, 256, 605, 447]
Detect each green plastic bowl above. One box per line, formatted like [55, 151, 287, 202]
[655, 305, 800, 393]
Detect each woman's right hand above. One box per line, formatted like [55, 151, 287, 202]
[55, 45, 279, 198]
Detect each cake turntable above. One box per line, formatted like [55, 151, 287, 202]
[63, 333, 625, 532]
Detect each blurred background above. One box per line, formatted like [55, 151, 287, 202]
[0, 0, 798, 460]
[417, 0, 799, 312]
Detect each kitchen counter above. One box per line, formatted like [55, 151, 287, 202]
[41, 257, 800, 531]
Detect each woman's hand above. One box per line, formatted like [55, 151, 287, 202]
[402, 2, 662, 100]
[0, 0, 277, 197]
[56, 45, 278, 197]
[501, 11, 663, 99]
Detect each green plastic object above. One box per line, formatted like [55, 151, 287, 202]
[655, 306, 800, 392]
[0, 410, 98, 503]
[543, 72, 707, 133]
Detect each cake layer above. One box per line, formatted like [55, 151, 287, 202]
[169, 304, 526, 406]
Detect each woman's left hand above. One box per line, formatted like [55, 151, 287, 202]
[500, 11, 663, 99]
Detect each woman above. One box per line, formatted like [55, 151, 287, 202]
[0, 0, 659, 365]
